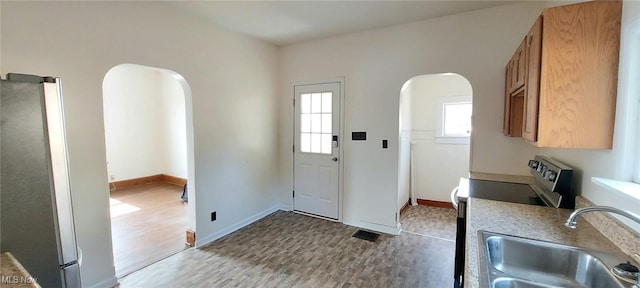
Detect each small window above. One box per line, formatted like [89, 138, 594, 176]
[436, 96, 472, 144]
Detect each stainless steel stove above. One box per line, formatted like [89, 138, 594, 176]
[452, 155, 574, 288]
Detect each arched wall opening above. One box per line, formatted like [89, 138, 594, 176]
[398, 73, 473, 213]
[102, 63, 196, 276]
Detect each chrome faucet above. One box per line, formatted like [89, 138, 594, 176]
[565, 206, 640, 229]
[566, 206, 640, 283]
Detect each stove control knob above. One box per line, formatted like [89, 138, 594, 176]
[548, 171, 557, 182]
[529, 160, 538, 169]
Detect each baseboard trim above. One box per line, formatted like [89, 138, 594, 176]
[400, 200, 410, 215]
[85, 276, 118, 288]
[162, 174, 188, 186]
[416, 198, 455, 209]
[195, 205, 280, 248]
[109, 174, 187, 190]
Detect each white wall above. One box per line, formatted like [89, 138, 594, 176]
[103, 64, 187, 182]
[279, 2, 546, 234]
[160, 71, 188, 179]
[539, 0, 640, 232]
[1, 2, 279, 287]
[406, 74, 472, 204]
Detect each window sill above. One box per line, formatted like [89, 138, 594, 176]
[434, 137, 470, 145]
[592, 177, 640, 200]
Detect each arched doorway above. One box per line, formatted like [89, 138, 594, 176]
[398, 73, 472, 226]
[102, 64, 196, 277]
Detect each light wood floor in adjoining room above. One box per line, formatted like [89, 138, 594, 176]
[110, 182, 188, 277]
[119, 205, 457, 288]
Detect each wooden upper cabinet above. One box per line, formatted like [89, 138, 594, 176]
[503, 0, 621, 149]
[536, 1, 621, 148]
[522, 16, 543, 142]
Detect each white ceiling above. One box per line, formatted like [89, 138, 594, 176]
[165, 1, 517, 46]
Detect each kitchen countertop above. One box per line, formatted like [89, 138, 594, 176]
[464, 198, 633, 288]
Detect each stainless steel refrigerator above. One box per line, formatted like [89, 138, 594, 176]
[1, 73, 82, 287]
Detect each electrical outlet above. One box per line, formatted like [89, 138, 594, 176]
[211, 211, 216, 221]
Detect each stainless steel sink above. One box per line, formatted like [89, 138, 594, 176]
[478, 231, 637, 288]
[492, 277, 551, 288]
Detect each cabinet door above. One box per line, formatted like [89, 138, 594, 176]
[503, 62, 512, 135]
[504, 61, 524, 137]
[538, 1, 620, 148]
[510, 39, 527, 94]
[522, 16, 542, 142]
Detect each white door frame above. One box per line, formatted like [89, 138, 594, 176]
[292, 78, 345, 222]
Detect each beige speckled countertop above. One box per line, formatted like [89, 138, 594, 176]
[464, 198, 635, 288]
[0, 252, 41, 288]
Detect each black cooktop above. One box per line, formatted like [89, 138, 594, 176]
[468, 179, 546, 206]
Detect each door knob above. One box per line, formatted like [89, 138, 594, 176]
[331, 157, 338, 162]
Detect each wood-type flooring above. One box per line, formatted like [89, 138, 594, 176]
[110, 182, 188, 277]
[118, 205, 456, 287]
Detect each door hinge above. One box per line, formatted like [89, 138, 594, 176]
[292, 190, 295, 198]
[293, 145, 295, 153]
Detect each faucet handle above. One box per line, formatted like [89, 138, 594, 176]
[565, 219, 577, 229]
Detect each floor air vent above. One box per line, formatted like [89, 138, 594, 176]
[352, 230, 380, 242]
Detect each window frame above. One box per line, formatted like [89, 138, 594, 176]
[435, 95, 472, 145]
[632, 29, 640, 184]
[635, 106, 640, 183]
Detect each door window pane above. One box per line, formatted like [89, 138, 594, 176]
[321, 114, 332, 134]
[301, 133, 311, 153]
[301, 93, 311, 114]
[300, 114, 311, 133]
[311, 114, 321, 133]
[311, 133, 321, 153]
[322, 92, 332, 113]
[299, 90, 333, 155]
[311, 93, 322, 113]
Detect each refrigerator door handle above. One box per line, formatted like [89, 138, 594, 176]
[450, 186, 459, 210]
[43, 79, 79, 265]
[61, 262, 82, 288]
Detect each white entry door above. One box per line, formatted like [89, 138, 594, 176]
[294, 82, 341, 219]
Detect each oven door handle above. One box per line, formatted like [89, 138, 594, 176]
[451, 186, 460, 210]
